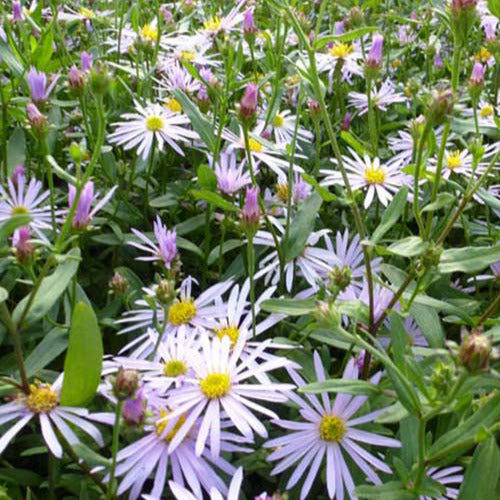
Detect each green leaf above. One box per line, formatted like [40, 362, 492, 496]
[208, 239, 245, 265]
[386, 366, 420, 415]
[177, 235, 204, 258]
[315, 27, 379, 49]
[340, 130, 366, 156]
[282, 192, 322, 262]
[173, 89, 216, 152]
[409, 304, 444, 348]
[60, 302, 103, 406]
[32, 24, 54, 69]
[24, 327, 68, 377]
[457, 436, 500, 500]
[300, 379, 381, 396]
[356, 481, 416, 500]
[197, 164, 217, 191]
[261, 298, 316, 315]
[0, 214, 32, 242]
[0, 287, 8, 304]
[488, 0, 500, 18]
[427, 392, 500, 465]
[71, 443, 111, 468]
[0, 41, 24, 78]
[421, 192, 456, 212]
[371, 187, 408, 244]
[439, 245, 500, 274]
[7, 128, 26, 175]
[191, 189, 238, 212]
[13, 248, 81, 326]
[387, 236, 429, 257]
[0, 469, 42, 487]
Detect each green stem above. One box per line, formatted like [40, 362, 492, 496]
[413, 120, 432, 237]
[413, 418, 426, 491]
[41, 138, 57, 237]
[106, 400, 124, 500]
[144, 138, 156, 219]
[477, 293, 500, 326]
[247, 234, 256, 338]
[366, 77, 378, 156]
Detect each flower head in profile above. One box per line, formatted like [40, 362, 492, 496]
[265, 353, 400, 500]
[12, 226, 35, 262]
[211, 151, 251, 195]
[129, 216, 178, 269]
[68, 181, 117, 230]
[26, 67, 59, 103]
[349, 80, 406, 115]
[365, 33, 384, 69]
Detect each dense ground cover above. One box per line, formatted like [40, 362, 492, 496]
[0, 0, 499, 499]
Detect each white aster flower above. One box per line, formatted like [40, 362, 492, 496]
[265, 353, 400, 500]
[349, 80, 407, 115]
[316, 42, 364, 89]
[209, 151, 252, 195]
[108, 101, 198, 159]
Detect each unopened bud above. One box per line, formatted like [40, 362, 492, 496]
[69, 65, 84, 90]
[239, 83, 258, 125]
[328, 265, 352, 293]
[426, 87, 454, 126]
[154, 279, 176, 305]
[240, 186, 261, 236]
[307, 98, 321, 117]
[109, 271, 129, 295]
[112, 367, 140, 400]
[89, 64, 110, 95]
[314, 300, 341, 328]
[26, 102, 48, 132]
[459, 328, 492, 373]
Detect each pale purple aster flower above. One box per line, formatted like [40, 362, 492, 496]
[159, 62, 201, 94]
[12, 1, 23, 21]
[128, 216, 177, 268]
[241, 186, 260, 224]
[243, 9, 256, 35]
[211, 152, 251, 195]
[169, 466, 244, 500]
[349, 80, 407, 115]
[0, 377, 107, 458]
[434, 52, 444, 68]
[26, 67, 59, 102]
[357, 283, 396, 326]
[366, 33, 384, 67]
[165, 334, 293, 458]
[293, 174, 311, 202]
[12, 226, 35, 261]
[483, 15, 498, 40]
[420, 466, 463, 500]
[470, 61, 485, 85]
[123, 389, 147, 425]
[81, 51, 93, 71]
[200, 67, 218, 87]
[11, 165, 25, 186]
[0, 174, 56, 242]
[265, 353, 400, 500]
[240, 83, 258, 120]
[200, 0, 245, 39]
[321, 148, 411, 208]
[110, 408, 249, 500]
[335, 21, 345, 35]
[68, 181, 117, 229]
[397, 25, 415, 45]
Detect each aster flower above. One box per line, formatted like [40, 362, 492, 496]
[0, 378, 106, 458]
[165, 334, 294, 458]
[210, 151, 252, 195]
[316, 42, 364, 89]
[128, 216, 178, 269]
[26, 67, 59, 103]
[420, 466, 463, 500]
[12, 226, 35, 261]
[199, 0, 245, 40]
[349, 80, 407, 115]
[169, 466, 243, 500]
[108, 101, 198, 159]
[110, 408, 248, 500]
[320, 149, 411, 208]
[158, 62, 201, 95]
[265, 353, 400, 500]
[0, 174, 57, 242]
[461, 99, 500, 127]
[68, 182, 117, 229]
[57, 5, 112, 30]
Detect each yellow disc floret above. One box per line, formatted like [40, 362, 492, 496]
[475, 47, 492, 63]
[180, 50, 196, 62]
[480, 104, 494, 118]
[168, 300, 197, 326]
[319, 414, 346, 442]
[26, 382, 58, 413]
[329, 43, 354, 59]
[140, 24, 159, 42]
[215, 325, 240, 344]
[78, 7, 95, 19]
[145, 115, 164, 132]
[200, 373, 230, 399]
[165, 98, 182, 113]
[11, 205, 29, 216]
[248, 138, 263, 152]
[364, 165, 386, 184]
[272, 114, 285, 128]
[276, 183, 289, 202]
[204, 17, 221, 32]
[164, 359, 188, 377]
[446, 150, 462, 170]
[155, 409, 186, 442]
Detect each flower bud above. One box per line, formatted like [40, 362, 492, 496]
[469, 61, 485, 102]
[328, 265, 352, 293]
[240, 186, 261, 235]
[81, 52, 93, 72]
[109, 271, 129, 296]
[69, 65, 84, 90]
[426, 87, 454, 126]
[366, 33, 384, 69]
[349, 7, 364, 27]
[307, 98, 321, 117]
[459, 328, 492, 373]
[112, 367, 140, 400]
[243, 9, 257, 41]
[434, 52, 444, 68]
[418, 243, 443, 270]
[430, 360, 455, 399]
[239, 83, 258, 125]
[123, 389, 146, 425]
[69, 141, 87, 164]
[89, 64, 110, 95]
[154, 279, 176, 305]
[12, 1, 23, 21]
[26, 102, 48, 132]
[12, 227, 35, 263]
[341, 111, 352, 131]
[314, 300, 341, 328]
[159, 5, 174, 24]
[10, 165, 25, 186]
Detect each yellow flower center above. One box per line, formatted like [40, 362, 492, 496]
[476, 47, 492, 63]
[446, 150, 462, 170]
[200, 373, 230, 399]
[329, 43, 354, 59]
[272, 114, 285, 128]
[391, 59, 402, 68]
[276, 182, 289, 202]
[319, 414, 346, 442]
[248, 138, 263, 152]
[11, 205, 29, 215]
[140, 24, 159, 42]
[480, 104, 494, 118]
[155, 410, 186, 442]
[180, 50, 196, 62]
[364, 165, 386, 184]
[168, 300, 197, 326]
[165, 98, 182, 113]
[26, 383, 58, 413]
[145, 115, 165, 132]
[163, 359, 188, 377]
[78, 7, 95, 19]
[215, 325, 240, 344]
[204, 16, 221, 32]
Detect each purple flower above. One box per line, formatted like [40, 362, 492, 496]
[469, 61, 485, 85]
[239, 83, 258, 121]
[26, 102, 47, 129]
[293, 174, 311, 203]
[214, 152, 251, 195]
[81, 52, 93, 72]
[123, 389, 146, 425]
[26, 67, 59, 102]
[68, 65, 84, 89]
[11, 166, 25, 186]
[159, 5, 173, 23]
[241, 186, 260, 225]
[12, 1, 22, 21]
[243, 8, 256, 35]
[434, 52, 444, 68]
[366, 33, 384, 67]
[334, 20, 344, 35]
[68, 181, 117, 229]
[12, 226, 34, 261]
[484, 17, 497, 41]
[341, 111, 352, 131]
[199, 67, 217, 87]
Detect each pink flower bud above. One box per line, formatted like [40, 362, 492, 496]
[69, 65, 84, 89]
[26, 102, 47, 130]
[11, 165, 25, 186]
[12, 227, 35, 262]
[243, 9, 256, 36]
[366, 33, 384, 68]
[12, 1, 22, 21]
[241, 186, 261, 235]
[469, 61, 485, 85]
[239, 83, 258, 122]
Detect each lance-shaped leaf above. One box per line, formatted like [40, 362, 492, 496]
[439, 245, 500, 273]
[300, 379, 381, 396]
